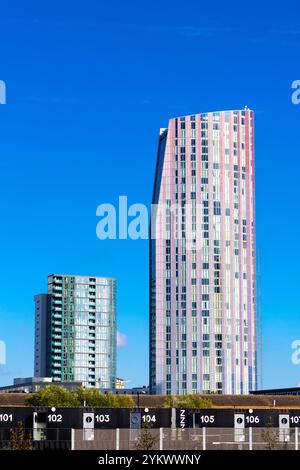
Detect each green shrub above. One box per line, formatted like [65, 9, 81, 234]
[73, 387, 102, 407]
[25, 385, 136, 408]
[164, 394, 212, 409]
[25, 385, 77, 407]
[92, 392, 135, 408]
[115, 394, 136, 408]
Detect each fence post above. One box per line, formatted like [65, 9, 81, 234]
[160, 428, 163, 450]
[116, 428, 120, 450]
[295, 427, 298, 450]
[71, 428, 75, 450]
[171, 408, 176, 428]
[249, 427, 253, 450]
[202, 427, 206, 450]
[171, 408, 177, 441]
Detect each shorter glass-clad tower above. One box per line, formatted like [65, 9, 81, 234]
[34, 274, 116, 389]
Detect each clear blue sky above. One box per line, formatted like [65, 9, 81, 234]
[0, 0, 299, 389]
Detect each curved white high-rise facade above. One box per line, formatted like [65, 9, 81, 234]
[150, 109, 257, 395]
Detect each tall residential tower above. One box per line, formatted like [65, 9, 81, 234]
[150, 109, 257, 395]
[34, 274, 116, 389]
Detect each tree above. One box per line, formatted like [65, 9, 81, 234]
[25, 385, 77, 407]
[74, 387, 103, 407]
[10, 422, 33, 450]
[135, 424, 158, 450]
[25, 385, 136, 408]
[74, 389, 135, 407]
[116, 394, 136, 408]
[261, 416, 279, 450]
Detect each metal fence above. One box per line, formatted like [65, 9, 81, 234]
[0, 426, 299, 451]
[0, 428, 71, 450]
[73, 427, 300, 451]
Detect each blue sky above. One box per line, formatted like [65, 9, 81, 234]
[0, 0, 299, 389]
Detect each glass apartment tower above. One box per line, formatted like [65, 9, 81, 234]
[150, 109, 257, 395]
[34, 274, 116, 389]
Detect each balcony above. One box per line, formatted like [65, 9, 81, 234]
[52, 292, 62, 297]
[53, 285, 62, 291]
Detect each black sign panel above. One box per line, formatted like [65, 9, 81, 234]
[89, 409, 118, 429]
[241, 410, 278, 428]
[176, 409, 280, 428]
[0, 407, 33, 428]
[0, 406, 289, 431]
[0, 407, 34, 445]
[176, 409, 233, 428]
[194, 409, 233, 428]
[0, 407, 172, 430]
[40, 407, 82, 429]
[82, 408, 171, 429]
[140, 408, 171, 428]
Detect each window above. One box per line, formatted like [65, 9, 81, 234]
[214, 201, 221, 215]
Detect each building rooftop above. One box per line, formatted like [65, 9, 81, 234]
[172, 107, 252, 120]
[48, 274, 116, 281]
